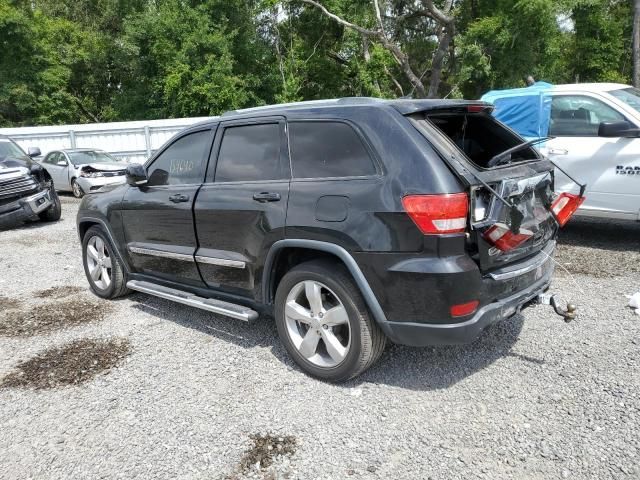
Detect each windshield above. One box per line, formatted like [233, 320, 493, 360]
[68, 151, 120, 165]
[609, 87, 640, 113]
[0, 140, 28, 160]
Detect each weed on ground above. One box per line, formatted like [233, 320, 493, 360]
[34, 285, 85, 299]
[1, 338, 131, 390]
[237, 434, 297, 473]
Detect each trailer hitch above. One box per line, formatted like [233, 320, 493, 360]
[537, 293, 577, 323]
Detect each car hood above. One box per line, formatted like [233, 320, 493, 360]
[0, 155, 34, 170]
[77, 162, 127, 171]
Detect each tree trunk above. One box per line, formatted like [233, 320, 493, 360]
[428, 24, 454, 98]
[634, 0, 640, 87]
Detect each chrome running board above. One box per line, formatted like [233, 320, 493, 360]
[126, 280, 258, 322]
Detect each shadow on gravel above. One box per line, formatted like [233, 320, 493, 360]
[557, 217, 640, 253]
[129, 293, 532, 391]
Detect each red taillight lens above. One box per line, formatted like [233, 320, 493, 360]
[551, 193, 585, 227]
[402, 193, 469, 234]
[450, 300, 479, 317]
[483, 223, 533, 252]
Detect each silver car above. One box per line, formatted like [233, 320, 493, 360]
[40, 149, 128, 198]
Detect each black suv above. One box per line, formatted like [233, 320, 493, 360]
[0, 135, 61, 228]
[77, 98, 582, 381]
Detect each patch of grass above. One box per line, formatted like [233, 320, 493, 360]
[0, 296, 22, 311]
[237, 434, 297, 472]
[34, 285, 85, 299]
[1, 338, 131, 390]
[0, 298, 111, 337]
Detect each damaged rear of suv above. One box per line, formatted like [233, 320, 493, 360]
[0, 136, 61, 228]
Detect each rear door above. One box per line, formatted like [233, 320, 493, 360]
[194, 118, 290, 299]
[544, 93, 640, 219]
[121, 128, 214, 287]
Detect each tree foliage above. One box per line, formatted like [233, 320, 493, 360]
[0, 0, 634, 126]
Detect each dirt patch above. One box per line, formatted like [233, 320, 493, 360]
[0, 338, 130, 390]
[236, 434, 297, 474]
[34, 285, 85, 299]
[0, 296, 22, 311]
[0, 298, 111, 337]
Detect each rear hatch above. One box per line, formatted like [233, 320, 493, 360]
[406, 103, 559, 272]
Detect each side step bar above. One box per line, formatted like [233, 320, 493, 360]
[126, 280, 259, 322]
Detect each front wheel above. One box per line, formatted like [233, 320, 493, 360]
[82, 226, 129, 299]
[38, 188, 61, 222]
[71, 179, 84, 198]
[275, 260, 386, 382]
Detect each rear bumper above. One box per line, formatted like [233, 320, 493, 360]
[379, 274, 551, 346]
[0, 188, 54, 225]
[356, 240, 556, 346]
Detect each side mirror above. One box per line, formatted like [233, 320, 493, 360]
[598, 120, 640, 138]
[27, 147, 41, 158]
[57, 159, 68, 166]
[126, 163, 148, 186]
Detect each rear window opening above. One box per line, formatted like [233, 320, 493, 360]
[417, 112, 540, 169]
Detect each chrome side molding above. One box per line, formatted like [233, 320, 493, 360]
[128, 246, 194, 262]
[195, 256, 246, 269]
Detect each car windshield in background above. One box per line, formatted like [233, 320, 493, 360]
[609, 87, 640, 113]
[68, 151, 119, 165]
[0, 140, 28, 160]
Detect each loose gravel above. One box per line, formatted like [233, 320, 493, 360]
[0, 196, 638, 479]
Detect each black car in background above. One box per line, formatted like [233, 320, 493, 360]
[76, 98, 583, 381]
[0, 135, 61, 228]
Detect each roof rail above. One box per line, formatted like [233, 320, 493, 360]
[221, 97, 387, 117]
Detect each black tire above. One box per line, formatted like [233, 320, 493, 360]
[275, 259, 386, 382]
[71, 179, 84, 198]
[82, 225, 130, 299]
[38, 188, 62, 222]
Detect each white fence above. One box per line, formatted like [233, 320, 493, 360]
[0, 116, 215, 163]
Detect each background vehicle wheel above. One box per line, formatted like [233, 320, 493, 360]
[38, 188, 61, 222]
[275, 259, 386, 382]
[71, 179, 84, 198]
[82, 226, 129, 299]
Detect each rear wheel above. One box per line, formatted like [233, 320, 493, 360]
[71, 179, 84, 198]
[38, 188, 61, 222]
[82, 226, 129, 299]
[275, 260, 386, 382]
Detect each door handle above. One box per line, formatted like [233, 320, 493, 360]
[169, 194, 190, 203]
[253, 192, 281, 203]
[547, 148, 568, 155]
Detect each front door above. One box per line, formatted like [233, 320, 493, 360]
[545, 93, 640, 219]
[44, 152, 69, 190]
[194, 118, 290, 299]
[121, 128, 214, 287]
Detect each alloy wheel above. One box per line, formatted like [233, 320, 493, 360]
[86, 236, 112, 290]
[284, 280, 351, 368]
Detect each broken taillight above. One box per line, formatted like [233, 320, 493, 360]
[483, 223, 533, 252]
[402, 193, 468, 234]
[551, 193, 585, 227]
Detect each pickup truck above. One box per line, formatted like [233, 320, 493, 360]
[482, 83, 640, 222]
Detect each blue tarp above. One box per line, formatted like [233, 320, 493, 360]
[481, 82, 553, 139]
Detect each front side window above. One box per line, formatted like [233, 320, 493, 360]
[288, 121, 376, 179]
[549, 95, 625, 136]
[609, 87, 640, 113]
[146, 130, 211, 186]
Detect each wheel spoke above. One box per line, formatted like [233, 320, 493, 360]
[102, 255, 112, 268]
[90, 264, 101, 281]
[87, 245, 100, 261]
[322, 305, 348, 326]
[96, 237, 105, 256]
[285, 300, 313, 324]
[299, 329, 321, 358]
[322, 330, 347, 363]
[304, 281, 323, 315]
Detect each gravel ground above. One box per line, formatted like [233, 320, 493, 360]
[0, 196, 638, 480]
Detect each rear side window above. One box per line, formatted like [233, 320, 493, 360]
[147, 130, 211, 186]
[215, 123, 284, 182]
[289, 122, 376, 178]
